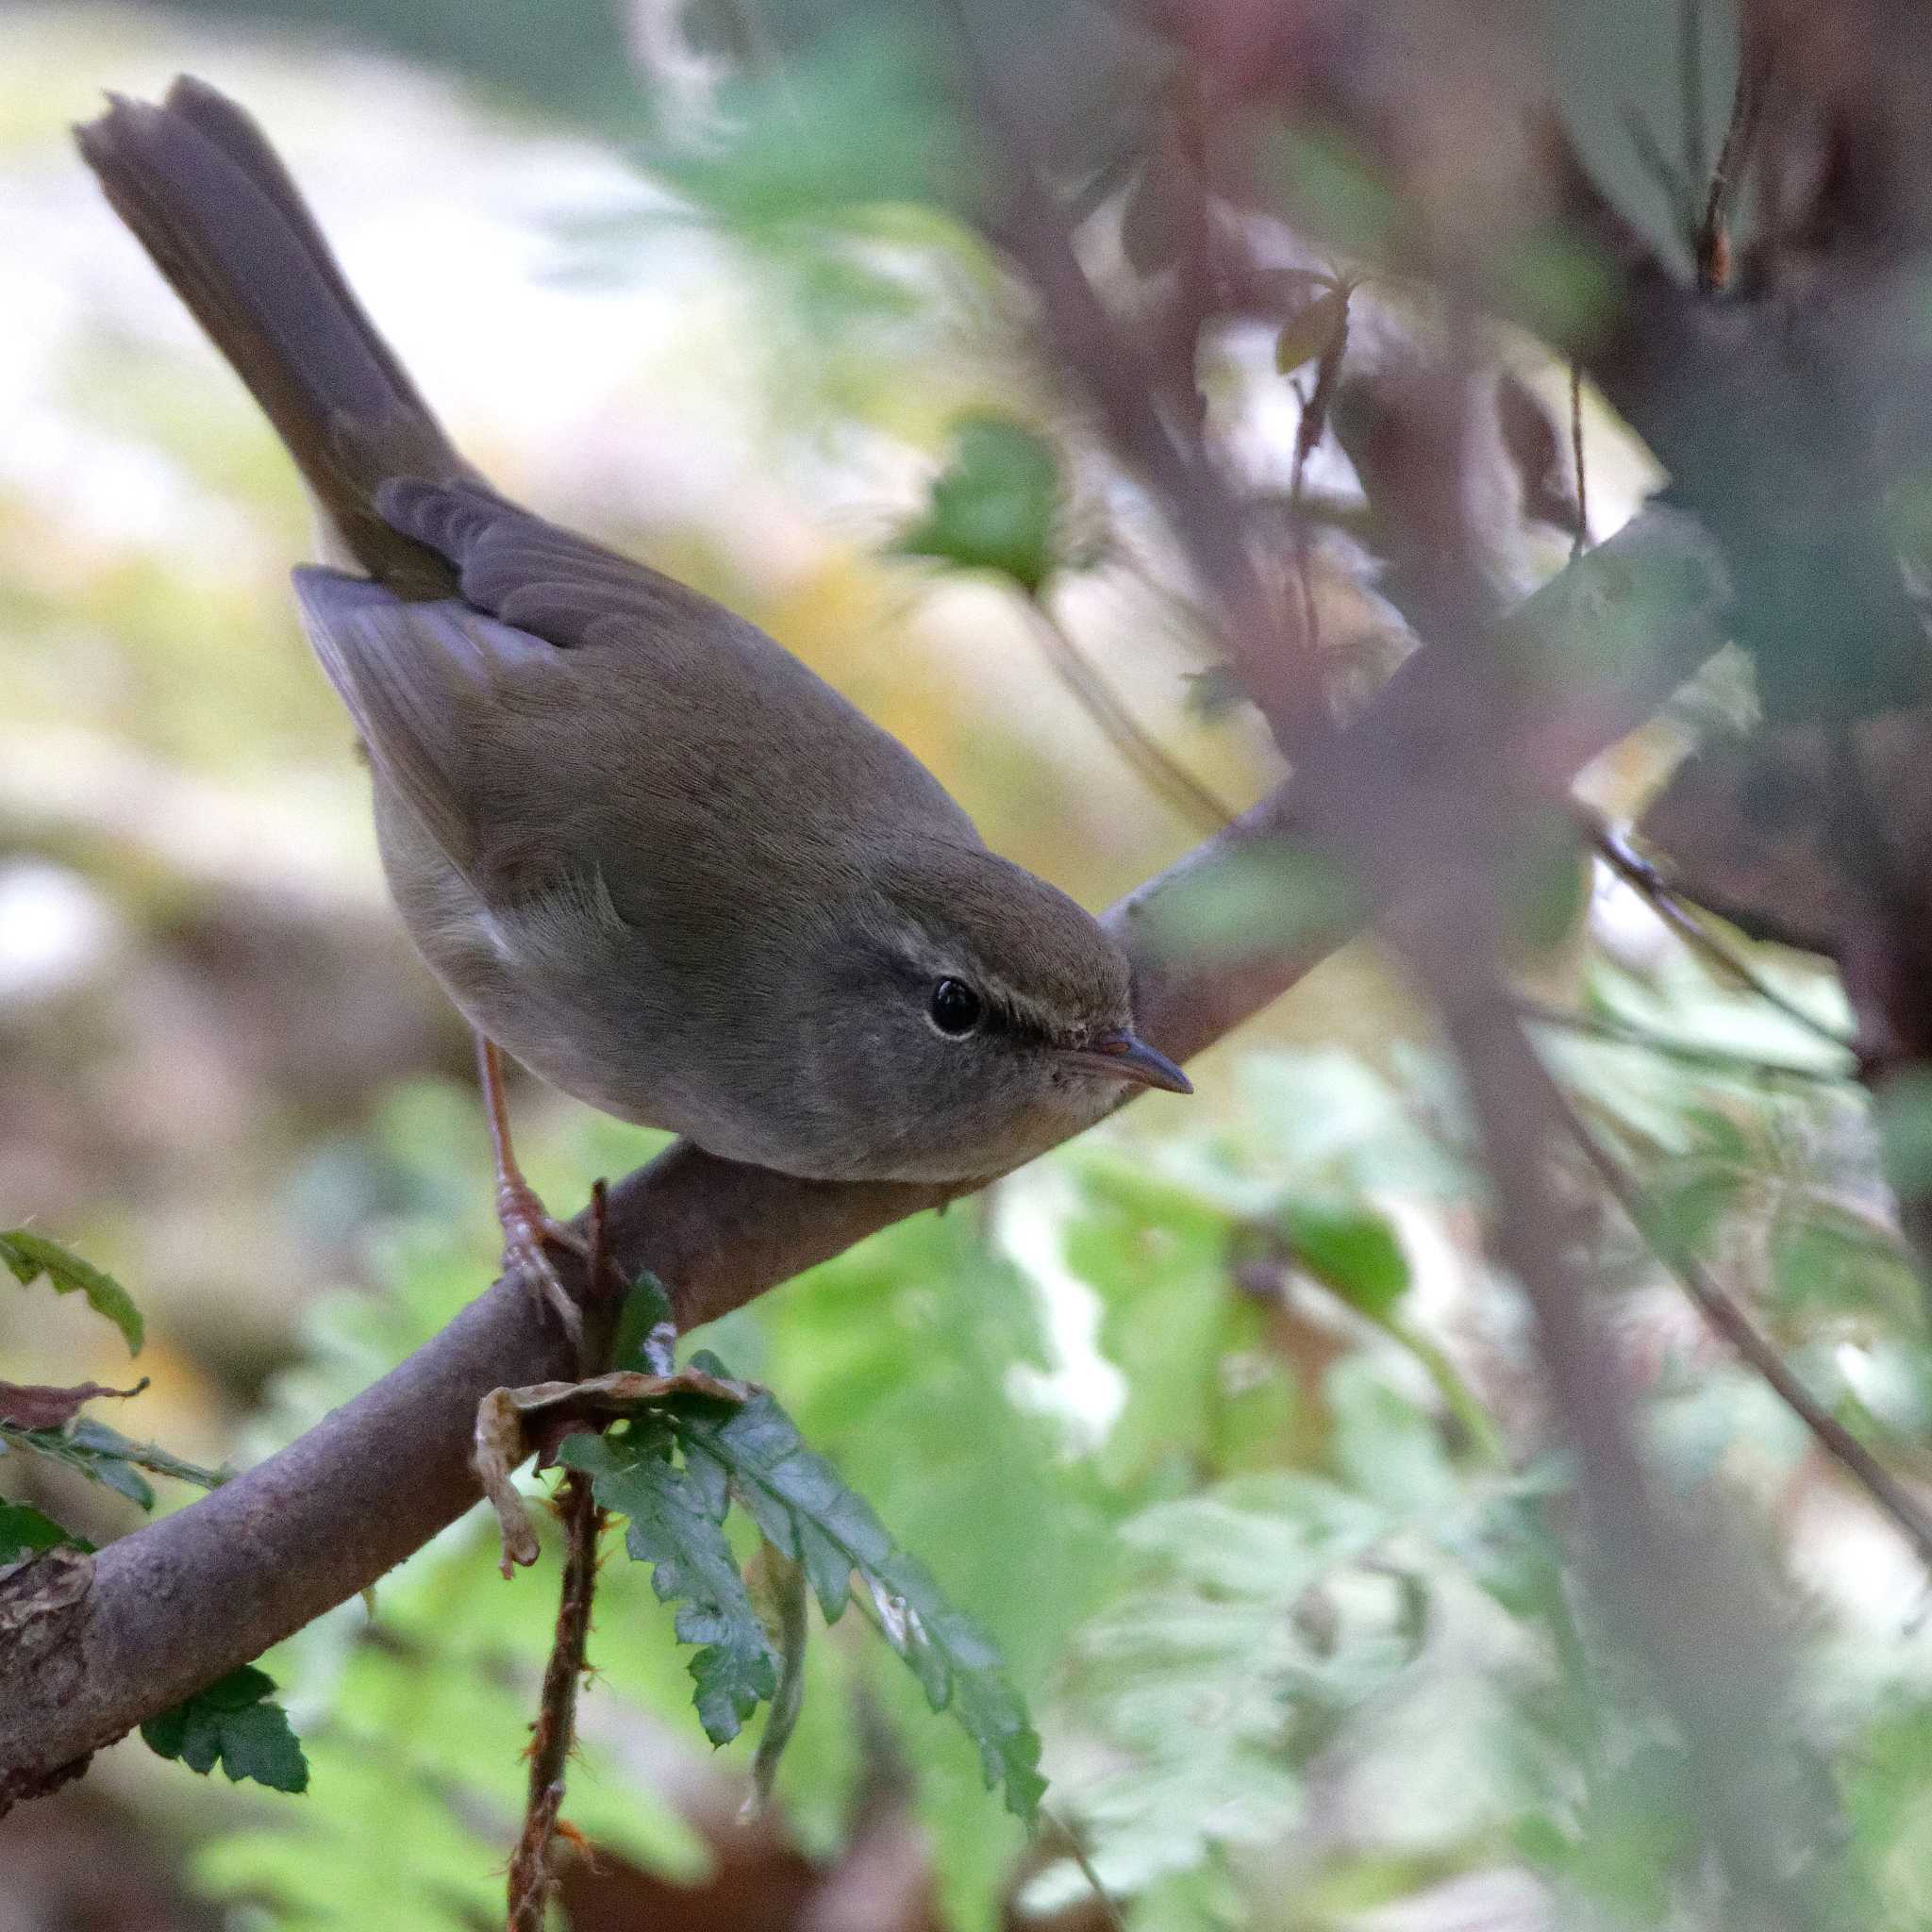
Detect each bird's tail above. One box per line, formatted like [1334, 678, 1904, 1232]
[75, 75, 474, 593]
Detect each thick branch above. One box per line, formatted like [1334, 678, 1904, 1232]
[0, 508, 1724, 1808]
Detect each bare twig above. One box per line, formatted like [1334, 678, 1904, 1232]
[1039, 1807, 1128, 1932]
[1024, 595, 1235, 831]
[1546, 1069, 1932, 1578]
[1304, 242, 1836, 1913]
[506, 1468, 602, 1929]
[1288, 283, 1352, 697]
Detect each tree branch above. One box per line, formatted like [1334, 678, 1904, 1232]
[0, 507, 1725, 1811]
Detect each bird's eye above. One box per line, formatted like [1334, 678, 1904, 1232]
[927, 977, 983, 1037]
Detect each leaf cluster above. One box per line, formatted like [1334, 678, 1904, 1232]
[560, 1338, 1045, 1819]
[141, 1666, 309, 1794]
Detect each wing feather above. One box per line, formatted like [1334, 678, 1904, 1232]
[291, 564, 549, 874]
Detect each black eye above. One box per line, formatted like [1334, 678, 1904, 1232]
[927, 977, 983, 1036]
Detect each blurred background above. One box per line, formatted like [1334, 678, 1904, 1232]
[7, 3, 1932, 1929]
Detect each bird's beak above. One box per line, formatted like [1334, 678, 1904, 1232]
[1058, 1030, 1193, 1095]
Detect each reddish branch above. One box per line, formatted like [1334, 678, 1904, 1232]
[505, 1181, 618, 1931]
[506, 1468, 602, 1931]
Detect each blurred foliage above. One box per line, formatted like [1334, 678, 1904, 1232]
[8, 5, 1932, 1931]
[893, 413, 1066, 595]
[152, 967, 1932, 1930]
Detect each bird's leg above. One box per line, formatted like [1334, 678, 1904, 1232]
[477, 1034, 586, 1347]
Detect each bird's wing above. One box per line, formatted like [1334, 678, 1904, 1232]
[300, 479, 984, 917]
[291, 565, 549, 878]
[377, 477, 727, 649]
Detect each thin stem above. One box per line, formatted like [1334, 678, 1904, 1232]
[1547, 1069, 1932, 1579]
[1436, 988, 1840, 1922]
[1286, 288, 1349, 709]
[1698, 42, 1767, 292]
[1024, 595, 1236, 832]
[1620, 105, 1695, 251]
[1587, 819, 1855, 1053]
[1511, 993, 1854, 1087]
[1039, 1807, 1127, 1932]
[1569, 360, 1589, 559]
[938, 0, 1324, 755]
[506, 1471, 602, 1930]
[1376, 1310, 1511, 1470]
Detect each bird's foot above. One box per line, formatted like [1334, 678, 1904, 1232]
[497, 1178, 589, 1352]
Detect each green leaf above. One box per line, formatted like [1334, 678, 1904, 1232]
[1136, 839, 1362, 966]
[1, 1413, 226, 1510]
[651, 21, 979, 227]
[612, 1271, 676, 1371]
[1275, 282, 1349, 376]
[1270, 125, 1402, 259]
[0, 1500, 92, 1563]
[892, 412, 1063, 594]
[1877, 1067, 1932, 1197]
[142, 1665, 309, 1794]
[1491, 223, 1621, 349]
[558, 1426, 777, 1744]
[1768, 1201, 1920, 1321]
[670, 1356, 1047, 1823]
[1, 1229, 143, 1354]
[1282, 1200, 1410, 1317]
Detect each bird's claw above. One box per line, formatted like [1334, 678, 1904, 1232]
[497, 1184, 588, 1352]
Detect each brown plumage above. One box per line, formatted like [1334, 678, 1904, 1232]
[75, 77, 1189, 1198]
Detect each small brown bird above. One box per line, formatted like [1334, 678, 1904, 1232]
[76, 78, 1190, 1324]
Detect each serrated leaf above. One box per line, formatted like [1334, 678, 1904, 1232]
[200, 1664, 278, 1710]
[1, 1229, 143, 1354]
[892, 413, 1063, 594]
[1281, 1200, 1410, 1316]
[142, 1666, 309, 1794]
[670, 1357, 1046, 1821]
[206, 1701, 311, 1790]
[558, 1427, 777, 1744]
[0, 1500, 92, 1563]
